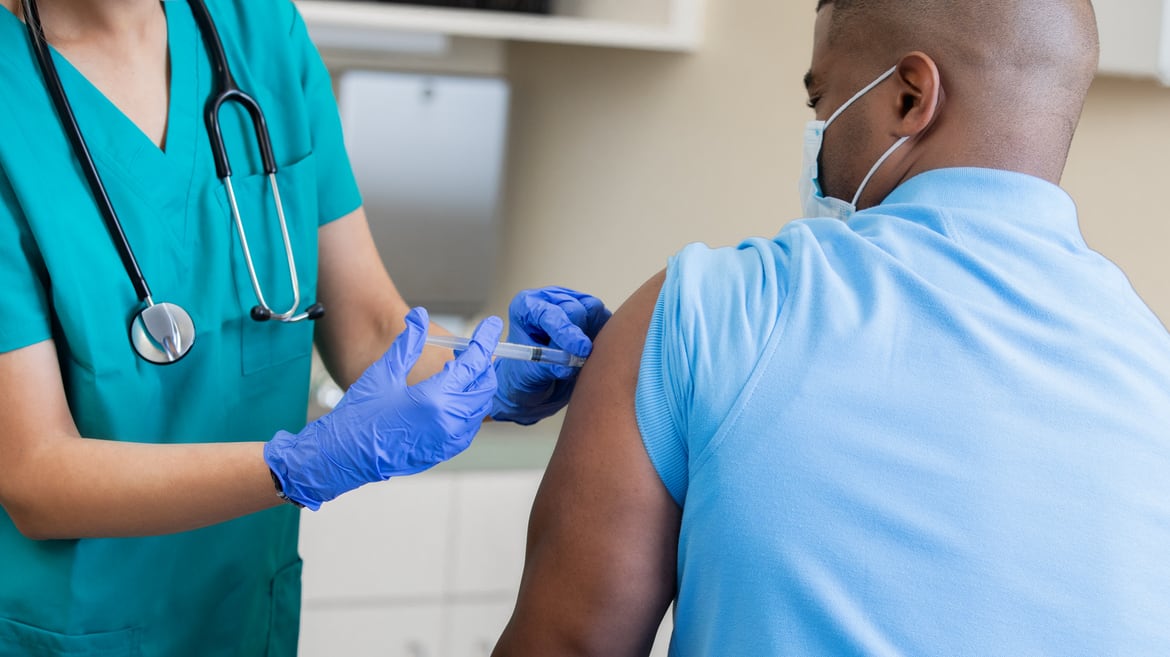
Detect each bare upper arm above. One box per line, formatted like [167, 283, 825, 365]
[314, 207, 411, 388]
[493, 270, 681, 657]
[0, 340, 80, 522]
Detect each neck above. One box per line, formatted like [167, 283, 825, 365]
[896, 109, 1070, 191]
[18, 0, 162, 41]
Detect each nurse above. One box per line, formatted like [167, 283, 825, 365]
[0, 0, 609, 655]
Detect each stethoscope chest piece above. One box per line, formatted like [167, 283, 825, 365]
[130, 302, 196, 364]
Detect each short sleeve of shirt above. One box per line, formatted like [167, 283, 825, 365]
[287, 6, 362, 226]
[635, 238, 790, 505]
[0, 169, 51, 353]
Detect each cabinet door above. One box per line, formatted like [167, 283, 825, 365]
[300, 474, 454, 602]
[299, 605, 443, 657]
[443, 600, 514, 657]
[449, 471, 543, 596]
[339, 71, 510, 316]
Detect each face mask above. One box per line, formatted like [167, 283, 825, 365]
[800, 66, 911, 220]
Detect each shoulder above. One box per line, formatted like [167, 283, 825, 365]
[200, 0, 308, 64]
[640, 239, 794, 473]
[202, 0, 300, 36]
[668, 220, 867, 295]
[663, 237, 793, 349]
[664, 219, 893, 331]
[0, 11, 44, 105]
[197, 0, 330, 100]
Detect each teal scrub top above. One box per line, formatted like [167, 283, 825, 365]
[0, 0, 362, 655]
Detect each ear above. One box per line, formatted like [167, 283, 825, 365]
[893, 51, 942, 137]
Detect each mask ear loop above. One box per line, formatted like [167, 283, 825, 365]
[825, 66, 898, 128]
[851, 135, 910, 208]
[819, 65, 907, 211]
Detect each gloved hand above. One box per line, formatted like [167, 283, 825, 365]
[490, 286, 611, 425]
[264, 307, 501, 510]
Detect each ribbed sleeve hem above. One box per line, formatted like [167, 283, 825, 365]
[635, 291, 688, 506]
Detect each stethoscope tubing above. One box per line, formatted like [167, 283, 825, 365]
[21, 0, 153, 305]
[187, 0, 279, 178]
[223, 174, 303, 320]
[189, 0, 303, 320]
[23, 0, 318, 341]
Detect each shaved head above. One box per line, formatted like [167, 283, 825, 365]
[814, 0, 1099, 155]
[806, 0, 1100, 199]
[815, 0, 1099, 80]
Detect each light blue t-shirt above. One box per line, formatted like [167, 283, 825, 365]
[636, 168, 1170, 656]
[0, 1, 361, 655]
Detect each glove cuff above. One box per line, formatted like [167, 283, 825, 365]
[268, 468, 305, 509]
[489, 395, 541, 426]
[264, 429, 325, 511]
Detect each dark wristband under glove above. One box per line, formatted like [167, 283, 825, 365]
[269, 469, 305, 509]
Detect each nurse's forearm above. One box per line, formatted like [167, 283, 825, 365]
[314, 210, 457, 389]
[2, 437, 281, 540]
[318, 309, 458, 390]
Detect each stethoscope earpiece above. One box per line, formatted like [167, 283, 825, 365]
[251, 306, 273, 322]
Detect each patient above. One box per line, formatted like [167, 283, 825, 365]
[492, 1, 1170, 655]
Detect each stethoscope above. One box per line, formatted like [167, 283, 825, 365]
[22, 0, 324, 365]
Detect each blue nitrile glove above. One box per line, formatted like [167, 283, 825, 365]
[264, 307, 501, 510]
[490, 286, 611, 425]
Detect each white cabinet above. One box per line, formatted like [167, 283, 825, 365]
[301, 605, 444, 657]
[296, 0, 705, 53]
[338, 71, 510, 317]
[300, 476, 453, 601]
[298, 470, 674, 656]
[443, 601, 516, 657]
[449, 472, 541, 595]
[298, 471, 542, 657]
[1096, 0, 1170, 84]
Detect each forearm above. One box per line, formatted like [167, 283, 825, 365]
[317, 306, 456, 390]
[315, 210, 457, 389]
[1, 435, 281, 540]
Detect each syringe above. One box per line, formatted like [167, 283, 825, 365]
[426, 334, 587, 368]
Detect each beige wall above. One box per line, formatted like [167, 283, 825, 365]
[1065, 76, 1170, 324]
[491, 0, 1170, 329]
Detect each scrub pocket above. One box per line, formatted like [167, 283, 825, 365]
[217, 153, 320, 376]
[265, 559, 303, 657]
[0, 616, 139, 657]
